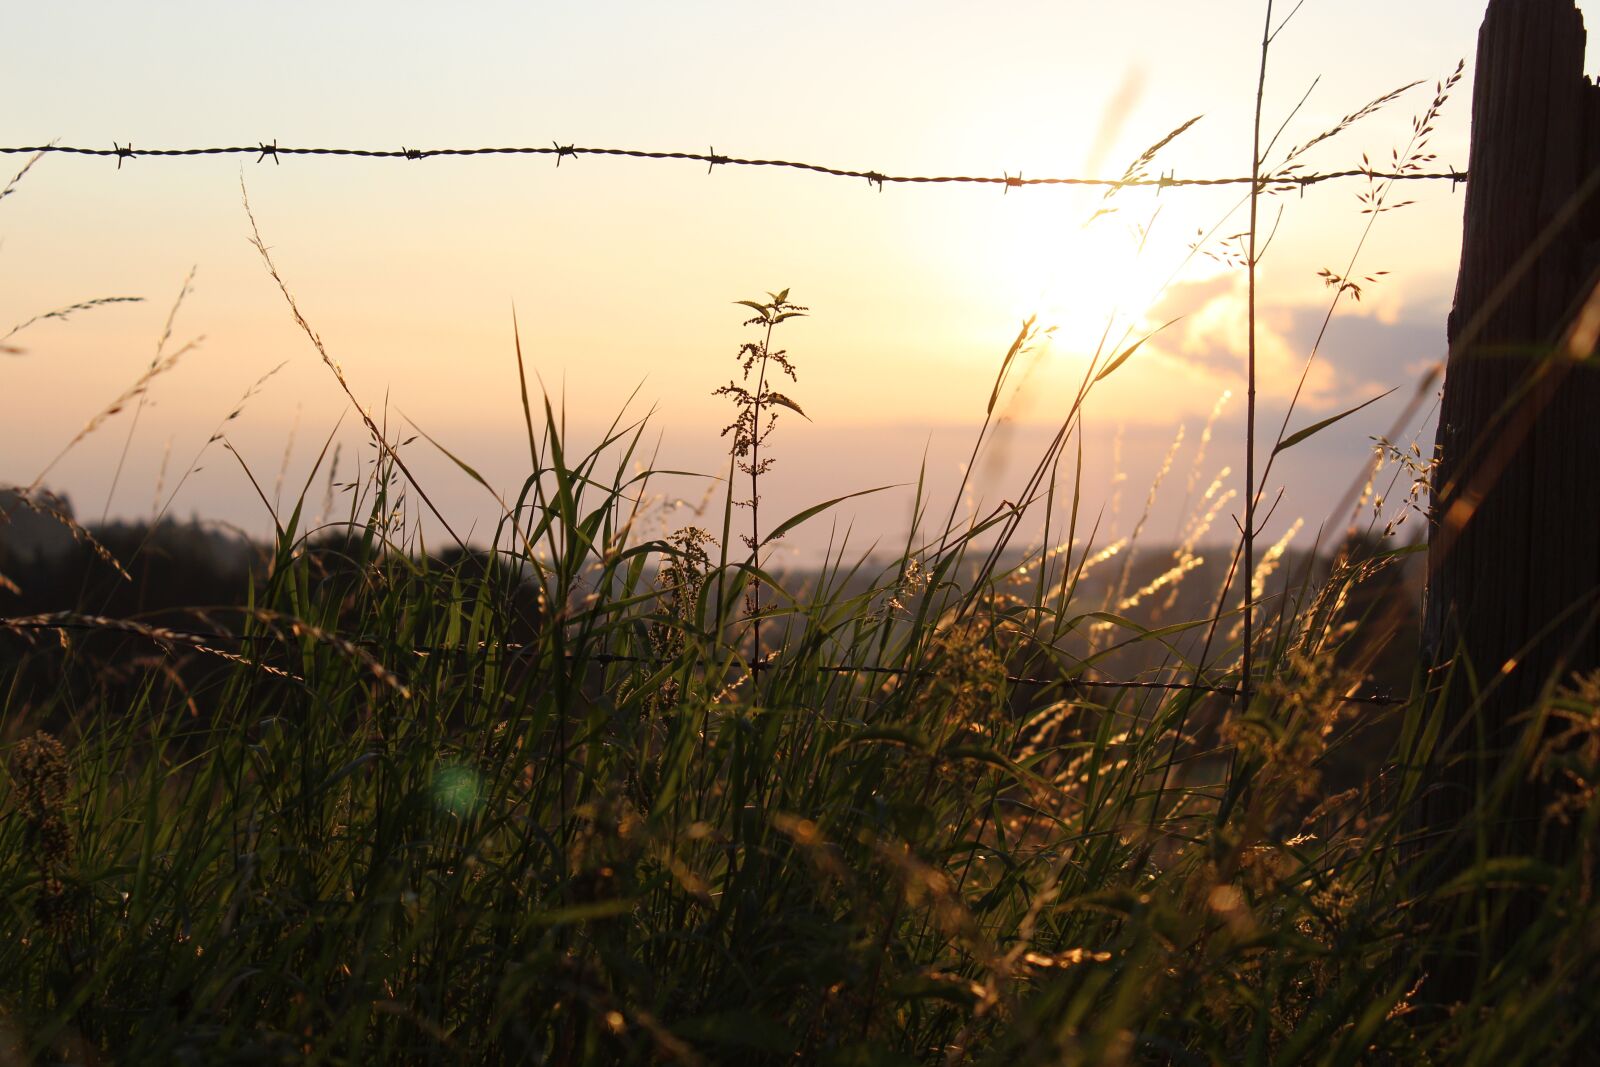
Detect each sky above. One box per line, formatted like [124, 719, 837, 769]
[4, 1, 1594, 563]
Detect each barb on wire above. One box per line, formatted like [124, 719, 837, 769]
[0, 142, 1466, 192]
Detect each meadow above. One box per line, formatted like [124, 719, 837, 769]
[3, 24, 1599, 1067]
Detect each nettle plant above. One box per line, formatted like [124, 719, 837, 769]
[715, 289, 808, 656]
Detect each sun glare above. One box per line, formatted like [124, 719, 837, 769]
[998, 200, 1160, 362]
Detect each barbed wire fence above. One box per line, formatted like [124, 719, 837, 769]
[1, 138, 1467, 712]
[0, 141, 1467, 192]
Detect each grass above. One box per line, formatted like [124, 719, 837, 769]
[2, 12, 1598, 1062]
[1, 285, 1596, 1063]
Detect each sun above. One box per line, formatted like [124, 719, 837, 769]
[985, 194, 1190, 369]
[997, 203, 1158, 362]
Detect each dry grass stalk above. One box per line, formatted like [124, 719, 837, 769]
[241, 178, 467, 552]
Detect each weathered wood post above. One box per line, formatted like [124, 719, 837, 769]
[1424, 0, 1600, 945]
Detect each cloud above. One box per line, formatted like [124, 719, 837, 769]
[1141, 273, 1338, 404]
[1139, 271, 1448, 413]
[1279, 299, 1447, 398]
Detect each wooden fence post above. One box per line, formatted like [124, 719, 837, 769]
[1424, 0, 1600, 937]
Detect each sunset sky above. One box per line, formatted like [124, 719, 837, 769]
[6, 1, 1595, 561]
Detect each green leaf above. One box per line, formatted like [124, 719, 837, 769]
[1094, 316, 1183, 383]
[764, 484, 898, 545]
[1273, 388, 1396, 455]
[734, 299, 769, 314]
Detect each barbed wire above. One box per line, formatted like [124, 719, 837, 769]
[0, 142, 1467, 193]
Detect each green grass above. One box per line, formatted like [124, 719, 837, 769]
[2, 337, 1597, 1064]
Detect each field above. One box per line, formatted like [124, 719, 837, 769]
[4, 9, 1600, 1064]
[2, 283, 1596, 1064]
